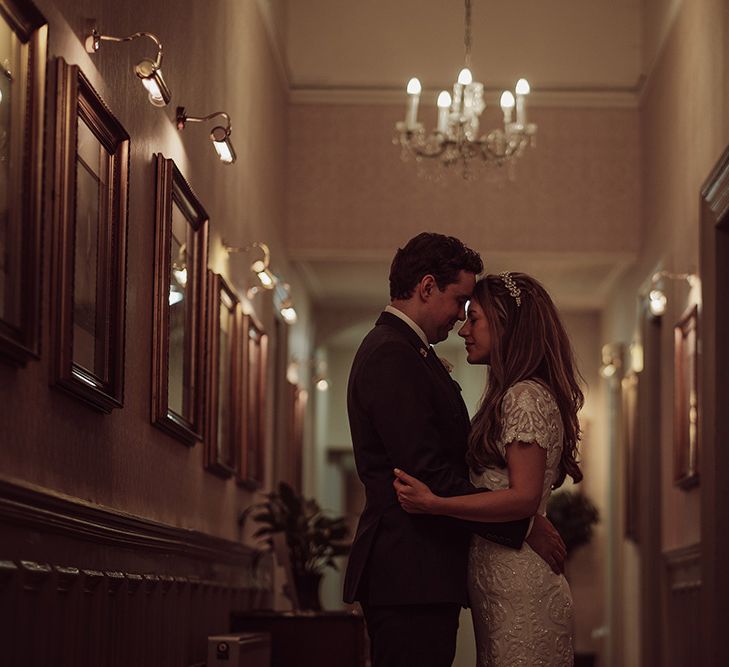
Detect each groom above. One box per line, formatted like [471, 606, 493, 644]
[344, 233, 566, 667]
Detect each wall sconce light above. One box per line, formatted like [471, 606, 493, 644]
[176, 107, 236, 164]
[223, 240, 275, 289]
[279, 297, 298, 324]
[647, 270, 699, 317]
[275, 281, 298, 325]
[599, 343, 624, 379]
[85, 28, 171, 107]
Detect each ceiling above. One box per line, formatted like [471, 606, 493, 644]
[284, 0, 643, 94]
[269, 0, 646, 319]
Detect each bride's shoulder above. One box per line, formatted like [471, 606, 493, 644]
[503, 379, 557, 409]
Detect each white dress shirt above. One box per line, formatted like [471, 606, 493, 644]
[384, 305, 429, 347]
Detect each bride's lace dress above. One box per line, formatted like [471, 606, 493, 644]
[468, 380, 574, 666]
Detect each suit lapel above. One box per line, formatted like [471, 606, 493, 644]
[428, 347, 471, 427]
[376, 311, 471, 430]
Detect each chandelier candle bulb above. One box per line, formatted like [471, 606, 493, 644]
[500, 91, 515, 125]
[458, 68, 473, 85]
[405, 77, 422, 129]
[515, 78, 530, 127]
[437, 91, 452, 133]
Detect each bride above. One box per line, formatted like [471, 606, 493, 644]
[394, 272, 583, 666]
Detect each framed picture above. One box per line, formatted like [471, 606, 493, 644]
[50, 59, 129, 411]
[674, 304, 699, 489]
[204, 271, 241, 477]
[0, 0, 47, 364]
[151, 155, 209, 445]
[622, 372, 639, 541]
[238, 313, 268, 488]
[288, 381, 307, 493]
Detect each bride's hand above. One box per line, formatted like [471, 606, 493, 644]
[393, 468, 436, 514]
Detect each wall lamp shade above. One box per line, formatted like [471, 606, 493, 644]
[210, 125, 236, 164]
[85, 28, 171, 107]
[135, 59, 171, 107]
[279, 299, 298, 324]
[648, 288, 667, 316]
[177, 107, 236, 164]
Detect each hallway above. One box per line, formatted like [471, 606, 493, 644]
[1, 1, 728, 665]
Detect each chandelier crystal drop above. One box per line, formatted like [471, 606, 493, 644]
[394, 0, 537, 180]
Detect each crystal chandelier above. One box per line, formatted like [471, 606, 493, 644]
[394, 0, 537, 179]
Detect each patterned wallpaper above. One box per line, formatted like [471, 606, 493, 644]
[286, 104, 641, 258]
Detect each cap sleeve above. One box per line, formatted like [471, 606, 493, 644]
[499, 381, 557, 456]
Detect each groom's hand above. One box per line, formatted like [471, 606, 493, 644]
[526, 515, 566, 574]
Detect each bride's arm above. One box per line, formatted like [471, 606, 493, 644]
[394, 440, 547, 522]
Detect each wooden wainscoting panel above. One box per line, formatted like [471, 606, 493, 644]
[664, 543, 701, 667]
[0, 477, 272, 667]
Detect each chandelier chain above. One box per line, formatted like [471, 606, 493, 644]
[464, 0, 472, 68]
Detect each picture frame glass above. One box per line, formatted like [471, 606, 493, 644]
[217, 288, 235, 465]
[674, 306, 699, 488]
[72, 115, 108, 377]
[0, 14, 27, 328]
[167, 199, 189, 417]
[240, 316, 267, 485]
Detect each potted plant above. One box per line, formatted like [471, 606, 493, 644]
[239, 482, 351, 611]
[546, 490, 599, 558]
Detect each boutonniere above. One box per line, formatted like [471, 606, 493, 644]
[440, 357, 454, 373]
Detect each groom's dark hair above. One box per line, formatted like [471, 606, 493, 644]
[389, 232, 483, 300]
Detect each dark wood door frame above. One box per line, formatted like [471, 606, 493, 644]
[699, 145, 729, 667]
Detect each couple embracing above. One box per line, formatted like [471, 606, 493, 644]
[344, 233, 582, 666]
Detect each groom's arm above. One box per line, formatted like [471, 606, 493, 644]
[357, 341, 529, 549]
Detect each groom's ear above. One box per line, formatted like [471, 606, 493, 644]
[418, 274, 436, 301]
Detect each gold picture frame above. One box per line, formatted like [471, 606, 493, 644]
[204, 271, 241, 477]
[151, 155, 209, 444]
[237, 313, 268, 488]
[50, 59, 129, 412]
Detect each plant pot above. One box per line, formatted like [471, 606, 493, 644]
[293, 571, 323, 611]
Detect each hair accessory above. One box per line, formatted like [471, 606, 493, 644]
[499, 272, 521, 306]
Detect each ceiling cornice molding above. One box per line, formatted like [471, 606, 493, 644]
[290, 248, 638, 263]
[289, 86, 640, 109]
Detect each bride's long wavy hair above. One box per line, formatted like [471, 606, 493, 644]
[466, 273, 584, 487]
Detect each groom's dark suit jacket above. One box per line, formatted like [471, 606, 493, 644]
[343, 311, 529, 606]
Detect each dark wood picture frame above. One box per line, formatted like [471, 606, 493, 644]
[237, 313, 268, 488]
[0, 0, 47, 364]
[50, 59, 129, 412]
[204, 271, 241, 477]
[288, 382, 307, 493]
[151, 154, 209, 445]
[674, 304, 699, 489]
[622, 372, 639, 542]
